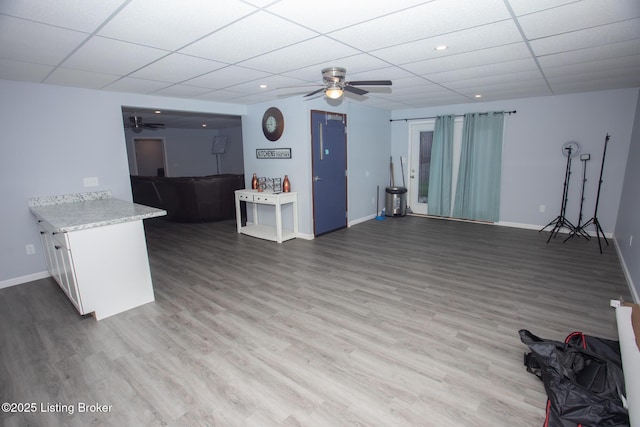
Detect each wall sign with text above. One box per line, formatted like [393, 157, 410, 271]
[256, 148, 291, 159]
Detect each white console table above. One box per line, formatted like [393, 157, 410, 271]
[235, 189, 298, 243]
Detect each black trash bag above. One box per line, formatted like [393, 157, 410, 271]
[519, 329, 629, 427]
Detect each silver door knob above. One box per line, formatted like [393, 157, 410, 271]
[313, 176, 323, 182]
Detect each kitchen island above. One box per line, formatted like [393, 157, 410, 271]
[28, 190, 166, 320]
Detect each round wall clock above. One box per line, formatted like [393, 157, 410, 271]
[262, 107, 284, 141]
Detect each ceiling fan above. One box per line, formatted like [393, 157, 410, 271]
[124, 116, 165, 133]
[303, 67, 392, 99]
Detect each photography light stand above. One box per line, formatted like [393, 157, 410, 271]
[564, 153, 591, 242]
[540, 142, 580, 243]
[574, 134, 610, 254]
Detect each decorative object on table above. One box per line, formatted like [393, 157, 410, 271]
[283, 175, 291, 192]
[258, 177, 266, 192]
[272, 178, 282, 193]
[262, 107, 284, 141]
[256, 148, 292, 159]
[251, 173, 258, 190]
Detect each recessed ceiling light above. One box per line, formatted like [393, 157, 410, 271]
[201, 124, 207, 128]
[154, 110, 161, 114]
[435, 45, 448, 51]
[474, 94, 482, 99]
[259, 84, 267, 89]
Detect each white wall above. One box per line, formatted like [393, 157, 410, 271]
[0, 79, 245, 286]
[125, 126, 244, 177]
[390, 88, 639, 234]
[615, 91, 640, 302]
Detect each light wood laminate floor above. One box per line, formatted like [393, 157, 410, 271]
[1, 216, 631, 426]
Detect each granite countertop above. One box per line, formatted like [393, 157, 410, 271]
[28, 190, 166, 232]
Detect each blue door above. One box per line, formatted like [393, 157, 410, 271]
[311, 110, 347, 236]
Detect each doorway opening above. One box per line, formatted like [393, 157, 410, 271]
[133, 138, 167, 177]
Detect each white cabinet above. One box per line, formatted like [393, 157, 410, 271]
[36, 218, 155, 320]
[39, 223, 82, 312]
[235, 189, 298, 243]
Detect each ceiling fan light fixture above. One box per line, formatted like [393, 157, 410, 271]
[325, 85, 343, 99]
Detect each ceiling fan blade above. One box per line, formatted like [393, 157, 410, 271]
[304, 88, 326, 97]
[347, 80, 392, 86]
[344, 85, 368, 96]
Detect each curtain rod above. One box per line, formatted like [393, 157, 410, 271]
[390, 110, 517, 122]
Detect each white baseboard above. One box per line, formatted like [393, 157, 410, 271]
[497, 221, 614, 239]
[613, 237, 639, 304]
[349, 214, 376, 227]
[296, 232, 314, 240]
[0, 271, 50, 290]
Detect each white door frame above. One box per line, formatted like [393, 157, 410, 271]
[407, 120, 435, 215]
[132, 137, 168, 176]
[407, 117, 464, 216]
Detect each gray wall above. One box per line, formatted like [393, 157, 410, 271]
[242, 97, 391, 238]
[125, 126, 244, 177]
[615, 91, 640, 301]
[0, 79, 245, 287]
[1, 77, 638, 300]
[390, 88, 638, 234]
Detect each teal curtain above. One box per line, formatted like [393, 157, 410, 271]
[453, 112, 505, 222]
[427, 115, 454, 216]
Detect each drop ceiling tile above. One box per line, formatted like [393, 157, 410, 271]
[62, 36, 168, 75]
[184, 66, 271, 89]
[195, 89, 254, 102]
[0, 16, 88, 65]
[237, 37, 360, 73]
[345, 66, 415, 83]
[506, 0, 578, 16]
[538, 39, 640, 68]
[547, 57, 640, 93]
[543, 55, 640, 78]
[98, 0, 257, 50]
[152, 84, 215, 98]
[444, 70, 545, 90]
[425, 58, 539, 84]
[103, 77, 173, 94]
[282, 54, 393, 82]
[404, 43, 531, 76]
[130, 54, 227, 83]
[329, 0, 511, 52]
[530, 18, 640, 56]
[372, 20, 522, 65]
[44, 68, 121, 89]
[550, 75, 640, 94]
[0, 0, 124, 32]
[266, 0, 427, 33]
[518, 0, 640, 40]
[180, 11, 317, 64]
[228, 75, 308, 95]
[0, 59, 53, 82]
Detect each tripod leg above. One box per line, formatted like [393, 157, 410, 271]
[593, 218, 608, 254]
[540, 216, 559, 233]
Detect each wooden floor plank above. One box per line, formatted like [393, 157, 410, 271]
[0, 216, 630, 426]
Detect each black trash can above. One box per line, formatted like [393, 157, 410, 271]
[385, 186, 407, 217]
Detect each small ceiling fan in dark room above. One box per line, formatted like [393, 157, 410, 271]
[124, 116, 165, 133]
